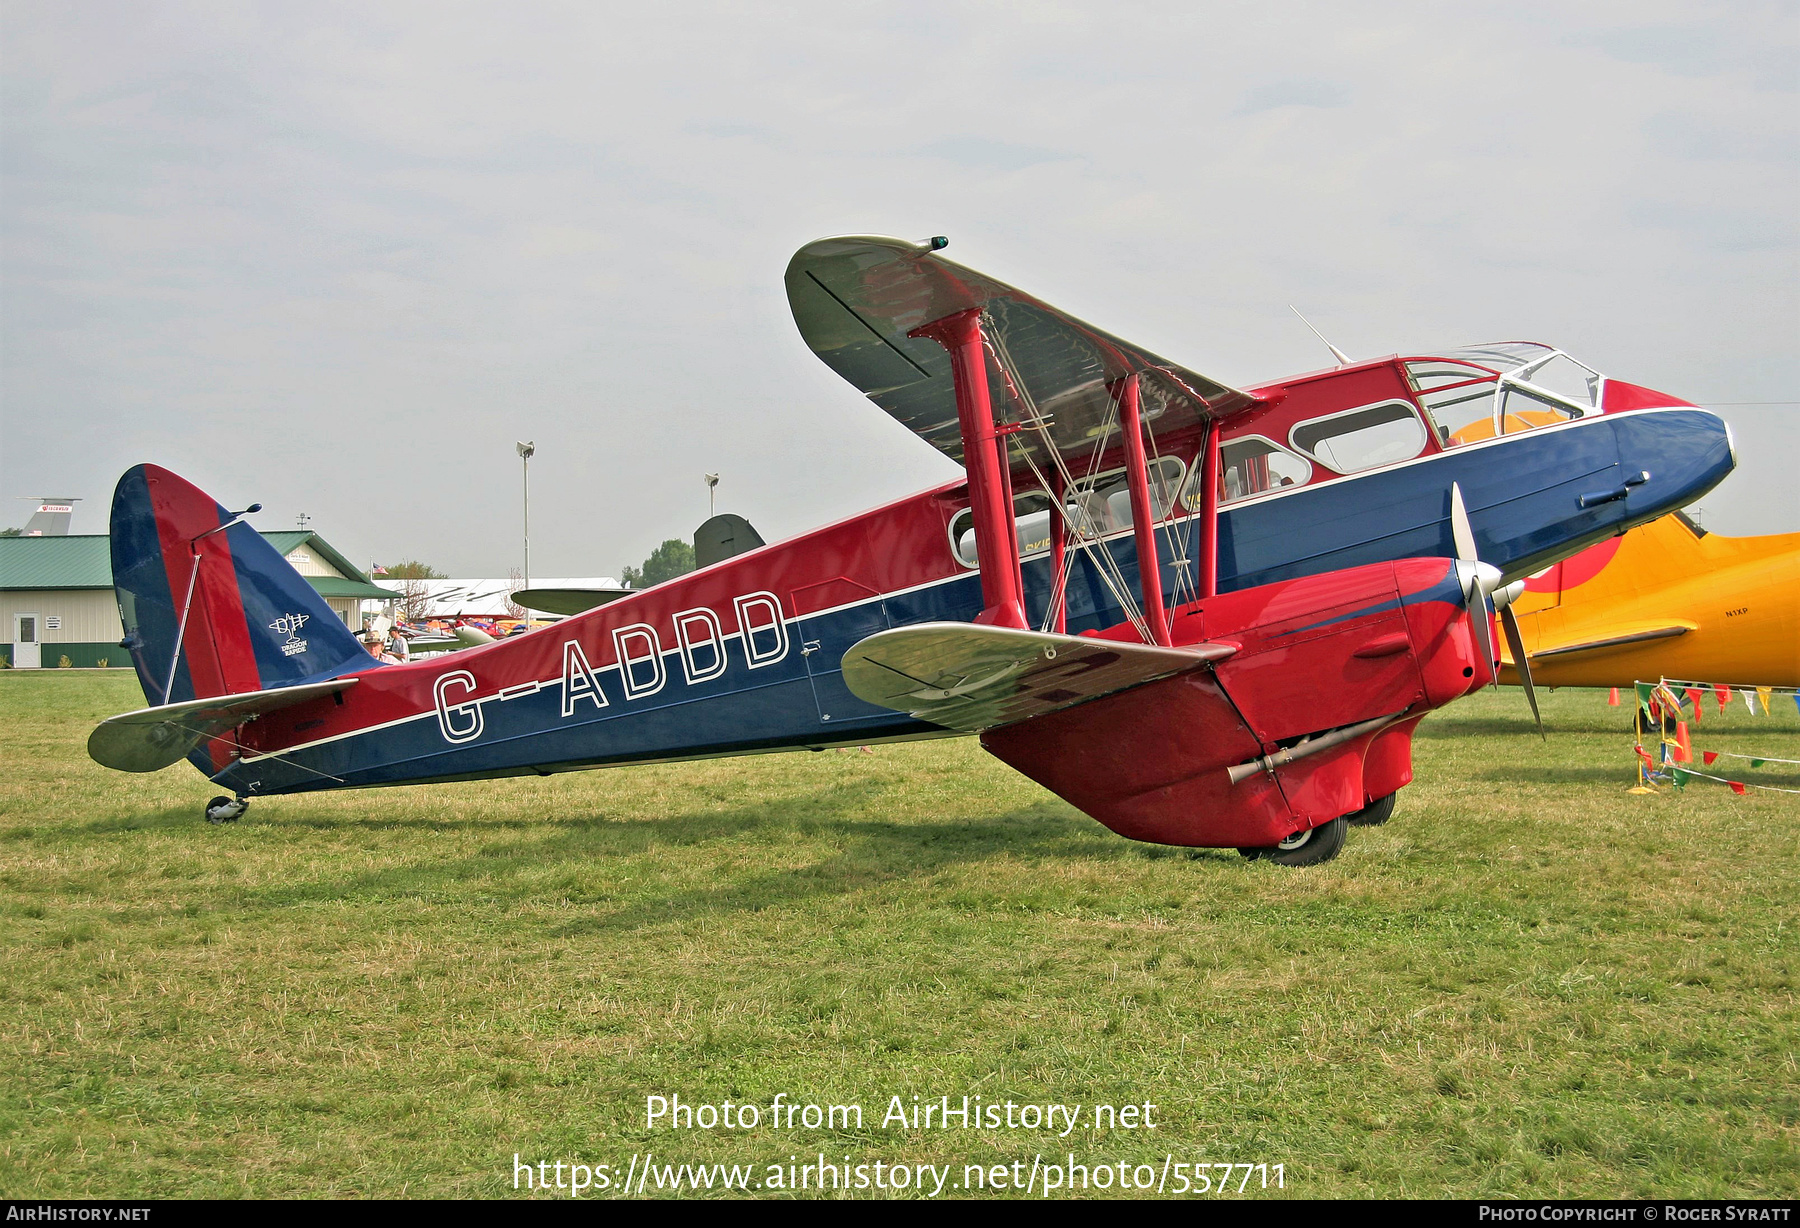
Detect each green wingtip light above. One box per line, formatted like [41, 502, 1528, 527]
[929, 236, 949, 251]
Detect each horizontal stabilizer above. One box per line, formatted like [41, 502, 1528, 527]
[512, 587, 633, 616]
[841, 622, 1234, 733]
[787, 236, 1260, 472]
[1519, 622, 1695, 662]
[88, 678, 358, 773]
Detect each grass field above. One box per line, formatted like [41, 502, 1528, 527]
[1, 671, 1795, 1199]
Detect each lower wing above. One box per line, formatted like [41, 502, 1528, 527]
[841, 622, 1236, 733]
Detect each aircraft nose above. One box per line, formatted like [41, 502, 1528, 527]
[1611, 408, 1735, 523]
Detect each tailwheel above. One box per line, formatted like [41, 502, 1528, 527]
[1237, 817, 1347, 866]
[205, 795, 248, 824]
[1346, 793, 1396, 827]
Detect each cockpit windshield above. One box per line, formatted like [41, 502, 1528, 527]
[1404, 343, 1604, 447]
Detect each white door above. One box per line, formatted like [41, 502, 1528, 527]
[13, 614, 42, 669]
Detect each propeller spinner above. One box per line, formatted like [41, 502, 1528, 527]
[1449, 482, 1545, 739]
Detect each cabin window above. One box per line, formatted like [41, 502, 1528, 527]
[1193, 436, 1314, 506]
[1289, 400, 1428, 474]
[1409, 347, 1604, 445]
[948, 456, 1186, 568]
[1495, 383, 1586, 434]
[1406, 360, 1500, 446]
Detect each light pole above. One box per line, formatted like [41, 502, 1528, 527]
[516, 441, 535, 593]
[705, 472, 719, 520]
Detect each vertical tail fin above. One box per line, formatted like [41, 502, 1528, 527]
[111, 464, 375, 706]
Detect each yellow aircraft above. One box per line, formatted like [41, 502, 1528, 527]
[1498, 511, 1800, 689]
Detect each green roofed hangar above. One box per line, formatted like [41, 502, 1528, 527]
[1, 531, 396, 669]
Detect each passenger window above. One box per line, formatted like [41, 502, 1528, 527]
[1198, 437, 1313, 505]
[947, 457, 1186, 568]
[1290, 401, 1427, 474]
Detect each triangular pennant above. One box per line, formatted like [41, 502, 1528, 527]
[1702, 750, 1719, 766]
[1673, 768, 1690, 788]
[1750, 758, 1766, 769]
[1728, 781, 1747, 796]
[1636, 682, 1655, 715]
[1674, 721, 1692, 762]
[1716, 685, 1730, 712]
[1743, 690, 1758, 715]
[1685, 688, 1703, 725]
[1757, 686, 1773, 714]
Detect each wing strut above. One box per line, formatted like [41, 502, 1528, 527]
[1116, 373, 1173, 646]
[1198, 419, 1221, 598]
[910, 308, 1027, 629]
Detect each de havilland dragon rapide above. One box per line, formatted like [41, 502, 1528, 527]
[89, 236, 1735, 865]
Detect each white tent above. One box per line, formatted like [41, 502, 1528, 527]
[364, 577, 623, 621]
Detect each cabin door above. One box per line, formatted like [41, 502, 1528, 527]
[12, 614, 42, 669]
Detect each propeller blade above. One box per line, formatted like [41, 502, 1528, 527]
[1449, 482, 1478, 564]
[1468, 594, 1498, 689]
[1498, 604, 1545, 740]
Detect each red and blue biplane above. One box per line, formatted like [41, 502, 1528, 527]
[90, 236, 1735, 864]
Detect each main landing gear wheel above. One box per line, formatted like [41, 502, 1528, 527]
[1237, 817, 1348, 866]
[1347, 793, 1396, 827]
[205, 796, 248, 824]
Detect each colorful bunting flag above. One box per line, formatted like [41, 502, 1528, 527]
[1673, 768, 1690, 788]
[1636, 681, 1655, 716]
[1743, 690, 1759, 715]
[1715, 684, 1730, 712]
[1750, 758, 1766, 769]
[1728, 781, 1747, 796]
[1702, 750, 1719, 766]
[1757, 686, 1773, 715]
[1685, 688, 1704, 725]
[1674, 721, 1692, 763]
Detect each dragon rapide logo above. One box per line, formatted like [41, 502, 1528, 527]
[270, 612, 311, 657]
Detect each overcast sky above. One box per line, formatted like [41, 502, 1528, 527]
[3, 1, 1795, 576]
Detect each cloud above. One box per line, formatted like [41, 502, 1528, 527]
[1231, 79, 1350, 116]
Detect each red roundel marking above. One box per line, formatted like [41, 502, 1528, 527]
[1524, 535, 1622, 594]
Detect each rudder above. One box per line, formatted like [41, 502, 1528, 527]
[111, 464, 375, 707]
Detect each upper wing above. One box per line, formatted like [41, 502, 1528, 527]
[786, 236, 1261, 471]
[841, 622, 1235, 733]
[88, 678, 359, 773]
[511, 587, 633, 616]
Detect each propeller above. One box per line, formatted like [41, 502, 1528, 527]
[1449, 482, 1544, 739]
